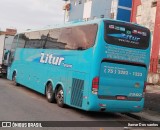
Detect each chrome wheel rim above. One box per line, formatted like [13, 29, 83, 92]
[13, 75, 16, 84]
[57, 90, 63, 103]
[46, 84, 53, 99]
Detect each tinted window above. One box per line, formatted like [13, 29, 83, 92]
[104, 20, 150, 49]
[24, 31, 49, 48]
[44, 29, 62, 49]
[44, 24, 98, 50]
[11, 35, 18, 50]
[18, 34, 26, 48]
[9, 35, 19, 66]
[16, 31, 49, 49]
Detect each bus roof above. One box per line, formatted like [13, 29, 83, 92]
[19, 18, 104, 34]
[18, 18, 149, 34]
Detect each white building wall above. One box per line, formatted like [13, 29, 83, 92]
[136, 0, 157, 33]
[83, 0, 92, 20]
[136, 0, 157, 49]
[67, 0, 115, 21]
[90, 0, 112, 19]
[68, 0, 85, 21]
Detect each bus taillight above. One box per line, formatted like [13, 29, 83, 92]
[92, 77, 99, 94]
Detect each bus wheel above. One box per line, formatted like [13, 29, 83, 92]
[56, 86, 65, 108]
[12, 72, 19, 86]
[46, 83, 56, 103]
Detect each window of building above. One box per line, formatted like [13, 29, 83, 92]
[100, 15, 104, 18]
[79, 0, 82, 4]
[85, 0, 92, 3]
[74, 0, 77, 6]
[151, 1, 157, 7]
[110, 13, 115, 19]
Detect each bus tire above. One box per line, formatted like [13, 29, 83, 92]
[46, 82, 56, 103]
[56, 86, 65, 108]
[12, 72, 19, 86]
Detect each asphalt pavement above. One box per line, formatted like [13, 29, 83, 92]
[0, 78, 132, 130]
[0, 78, 159, 130]
[0, 78, 133, 121]
[145, 93, 160, 113]
[128, 84, 160, 123]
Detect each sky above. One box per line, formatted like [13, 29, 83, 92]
[0, 0, 65, 32]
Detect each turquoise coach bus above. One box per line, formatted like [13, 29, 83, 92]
[7, 19, 151, 113]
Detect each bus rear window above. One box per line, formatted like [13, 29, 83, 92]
[104, 20, 150, 49]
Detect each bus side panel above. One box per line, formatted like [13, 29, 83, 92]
[65, 71, 90, 110]
[8, 48, 93, 110]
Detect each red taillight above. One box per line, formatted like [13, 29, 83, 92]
[92, 77, 99, 94]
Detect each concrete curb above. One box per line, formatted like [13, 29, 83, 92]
[125, 113, 150, 121]
[125, 111, 160, 121]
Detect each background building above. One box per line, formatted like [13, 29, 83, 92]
[62, 0, 160, 74]
[63, 0, 132, 22]
[131, 0, 160, 73]
[0, 28, 17, 36]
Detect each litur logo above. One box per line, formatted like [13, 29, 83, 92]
[40, 53, 64, 66]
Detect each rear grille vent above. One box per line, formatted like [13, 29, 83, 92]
[71, 78, 84, 107]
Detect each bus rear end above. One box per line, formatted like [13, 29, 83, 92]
[90, 20, 150, 113]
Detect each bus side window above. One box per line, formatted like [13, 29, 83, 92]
[58, 28, 72, 50]
[18, 34, 27, 48]
[70, 24, 97, 50]
[8, 35, 18, 66]
[25, 31, 49, 49]
[58, 24, 98, 50]
[25, 32, 41, 48]
[11, 35, 18, 50]
[44, 29, 64, 49]
[43, 24, 97, 50]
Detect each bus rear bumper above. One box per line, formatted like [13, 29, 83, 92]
[88, 98, 144, 113]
